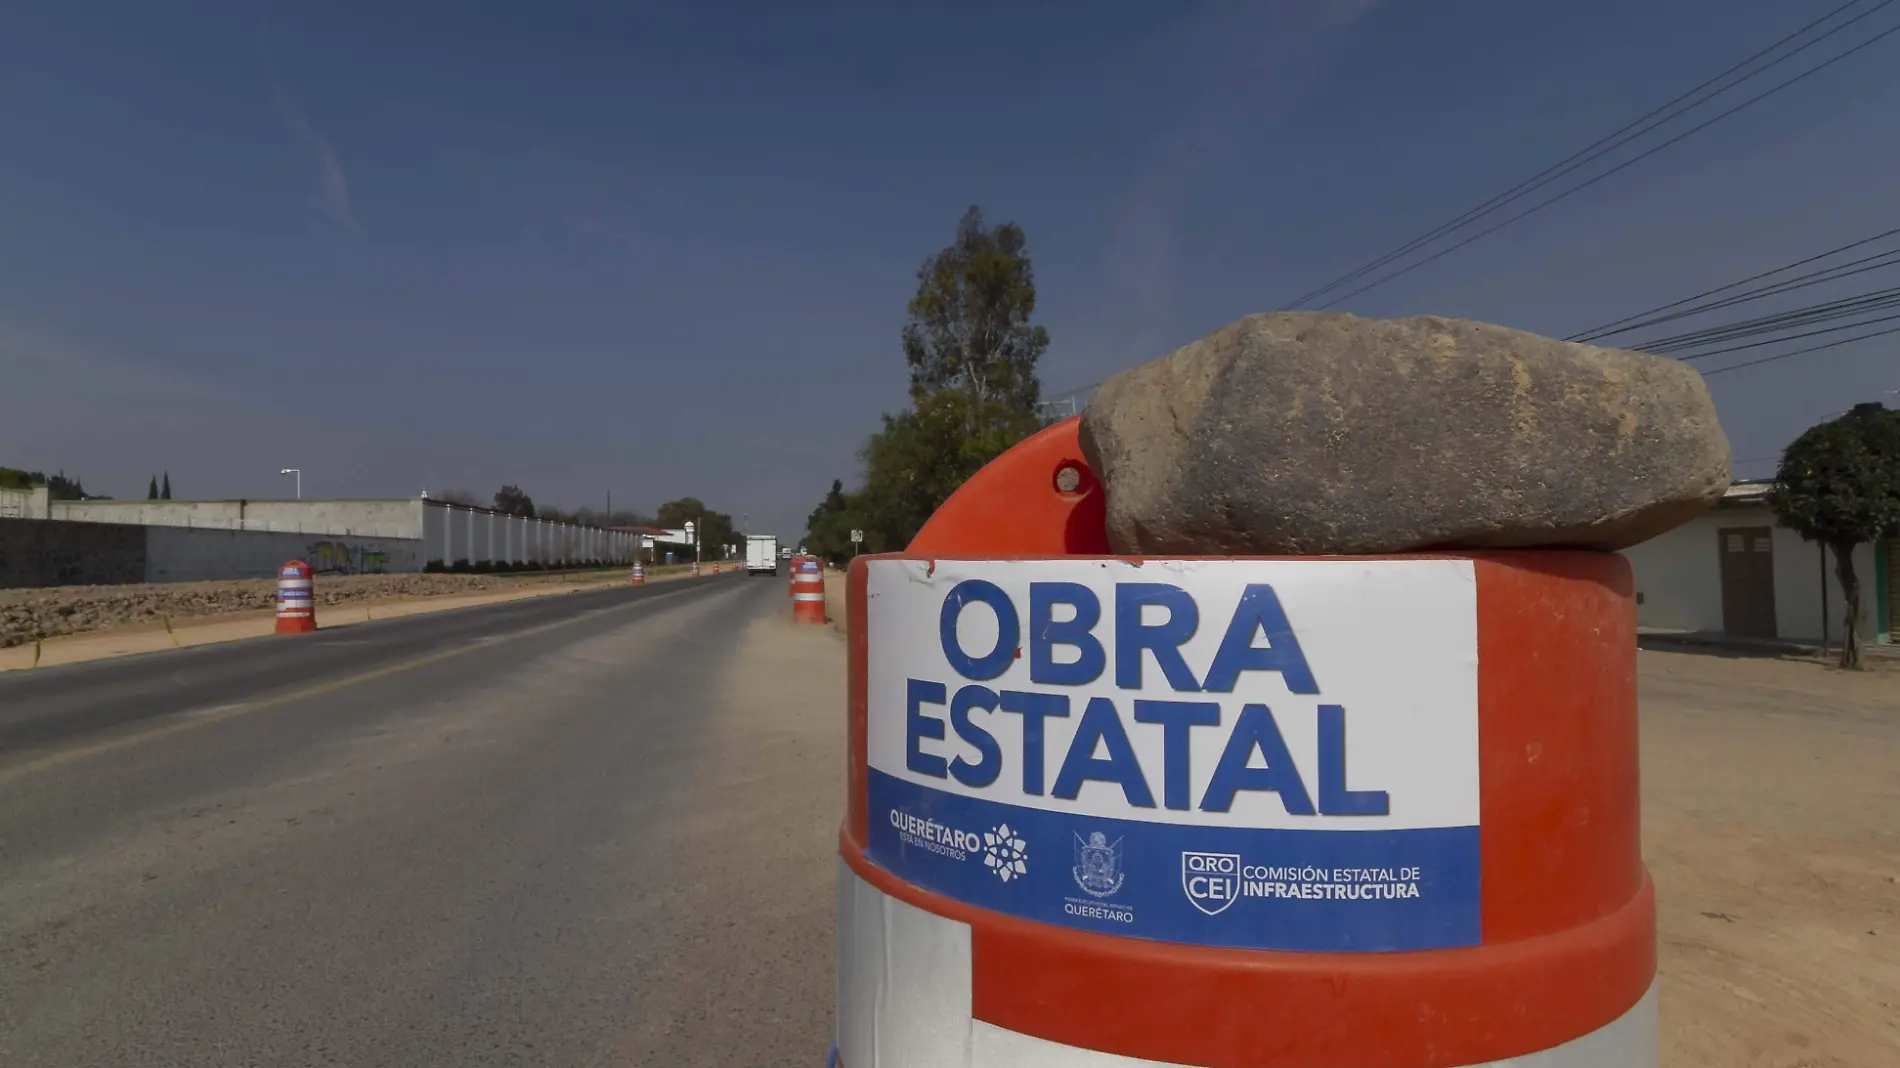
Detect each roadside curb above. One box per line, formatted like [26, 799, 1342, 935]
[1638, 629, 1900, 661]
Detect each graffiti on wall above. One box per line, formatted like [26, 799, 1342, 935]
[307, 539, 393, 575]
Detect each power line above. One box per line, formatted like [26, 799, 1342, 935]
[1302, 16, 1900, 312]
[1580, 247, 1900, 342]
[1701, 320, 1900, 375]
[1568, 224, 1900, 341]
[1639, 286, 1900, 355]
[1283, 0, 1888, 310]
[1676, 307, 1900, 359]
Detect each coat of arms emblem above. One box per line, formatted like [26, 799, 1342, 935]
[1072, 831, 1125, 898]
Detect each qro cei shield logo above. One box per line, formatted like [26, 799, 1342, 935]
[1182, 851, 1240, 916]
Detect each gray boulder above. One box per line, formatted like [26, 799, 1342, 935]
[1078, 311, 1731, 555]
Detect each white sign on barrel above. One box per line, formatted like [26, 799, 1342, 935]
[863, 557, 1481, 952]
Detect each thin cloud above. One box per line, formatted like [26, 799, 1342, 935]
[306, 128, 359, 235]
[261, 26, 361, 236]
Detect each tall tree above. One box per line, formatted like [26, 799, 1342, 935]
[45, 471, 89, 500]
[493, 484, 536, 517]
[1769, 403, 1900, 669]
[656, 497, 737, 559]
[901, 206, 1050, 435]
[147, 475, 159, 500]
[573, 506, 655, 528]
[817, 206, 1051, 552]
[804, 478, 862, 563]
[2, 468, 92, 500]
[854, 389, 1030, 549]
[160, 472, 172, 500]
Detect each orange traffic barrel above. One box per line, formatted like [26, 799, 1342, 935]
[630, 560, 645, 586]
[832, 419, 1655, 1067]
[274, 560, 317, 634]
[792, 557, 827, 624]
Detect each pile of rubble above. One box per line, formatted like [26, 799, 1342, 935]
[0, 572, 507, 648]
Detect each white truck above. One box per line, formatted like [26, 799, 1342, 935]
[746, 534, 781, 576]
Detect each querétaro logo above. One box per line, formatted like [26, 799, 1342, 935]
[982, 823, 1028, 883]
[889, 809, 983, 862]
[1072, 831, 1125, 898]
[1182, 851, 1240, 916]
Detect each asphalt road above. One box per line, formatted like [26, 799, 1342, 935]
[0, 571, 844, 1066]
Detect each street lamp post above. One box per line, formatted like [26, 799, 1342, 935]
[279, 468, 302, 499]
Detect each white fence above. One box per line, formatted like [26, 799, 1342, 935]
[420, 505, 636, 568]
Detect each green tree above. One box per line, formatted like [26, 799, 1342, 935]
[902, 205, 1050, 433]
[148, 475, 159, 500]
[7, 467, 94, 500]
[804, 479, 862, 564]
[160, 472, 172, 500]
[657, 497, 737, 560]
[574, 506, 654, 528]
[44, 471, 89, 500]
[1768, 403, 1900, 669]
[493, 484, 536, 517]
[854, 389, 1034, 550]
[815, 206, 1050, 552]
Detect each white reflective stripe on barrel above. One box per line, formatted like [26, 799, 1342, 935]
[836, 861, 1657, 1068]
[793, 592, 827, 602]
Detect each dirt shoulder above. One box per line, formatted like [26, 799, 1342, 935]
[0, 565, 701, 671]
[1639, 648, 1899, 1066]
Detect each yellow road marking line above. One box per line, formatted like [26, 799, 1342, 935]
[0, 585, 701, 785]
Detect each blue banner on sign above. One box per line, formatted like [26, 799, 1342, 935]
[867, 769, 1480, 952]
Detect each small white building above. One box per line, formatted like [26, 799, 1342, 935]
[1621, 482, 1895, 647]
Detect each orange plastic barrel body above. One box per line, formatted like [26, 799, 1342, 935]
[792, 557, 828, 624]
[274, 560, 317, 635]
[834, 418, 1655, 1067]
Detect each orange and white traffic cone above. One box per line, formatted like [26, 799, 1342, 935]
[791, 558, 826, 624]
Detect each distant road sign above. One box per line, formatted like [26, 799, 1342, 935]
[850, 529, 863, 544]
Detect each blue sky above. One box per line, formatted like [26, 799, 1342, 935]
[2, 0, 1896, 538]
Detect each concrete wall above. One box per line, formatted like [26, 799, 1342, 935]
[1621, 506, 1881, 643]
[38, 498, 636, 570]
[48, 498, 427, 538]
[1, 517, 428, 587]
[0, 518, 146, 588]
[144, 527, 426, 583]
[0, 486, 52, 519]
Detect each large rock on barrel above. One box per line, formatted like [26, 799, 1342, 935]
[1078, 311, 1731, 555]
